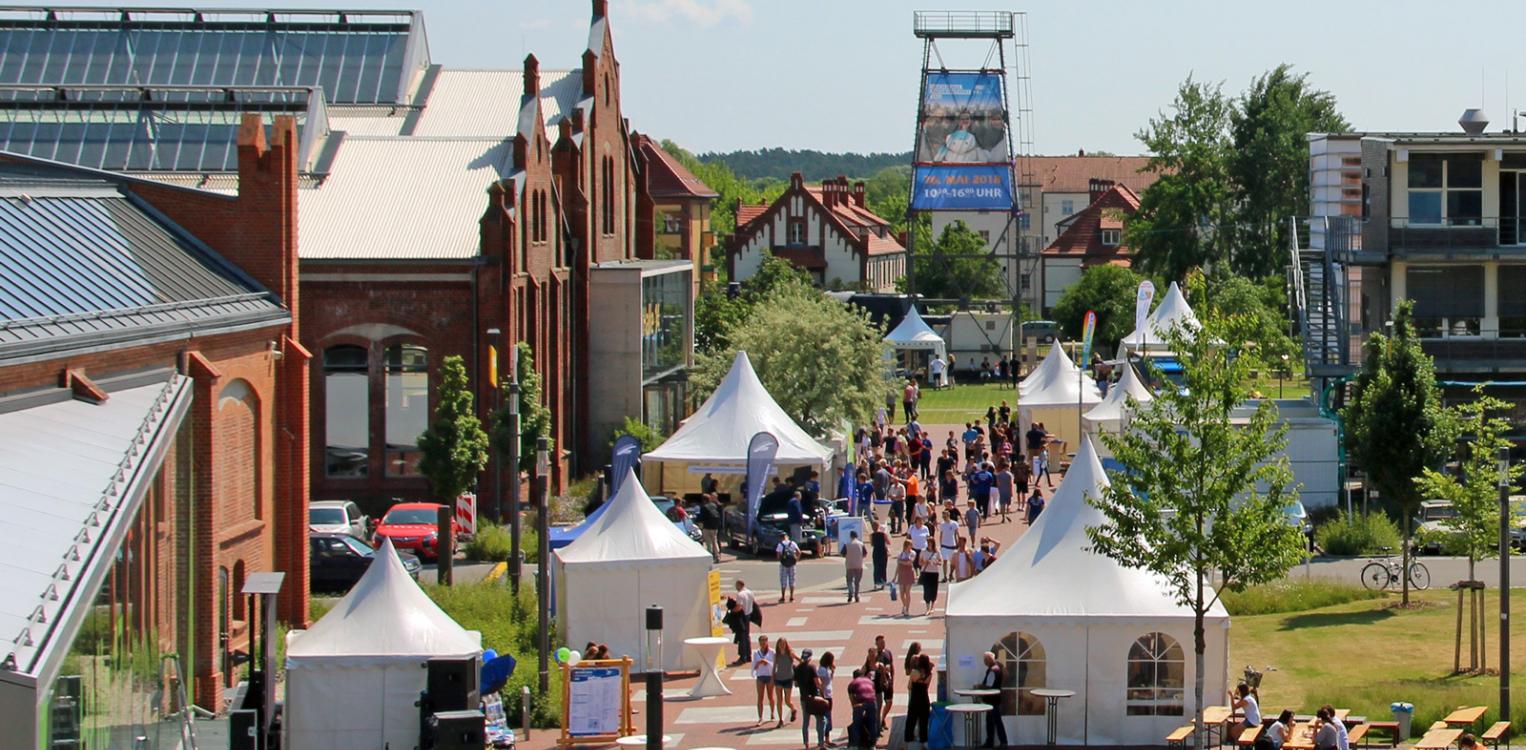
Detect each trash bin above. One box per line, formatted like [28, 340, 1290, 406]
[928, 702, 954, 750]
[1391, 703, 1414, 739]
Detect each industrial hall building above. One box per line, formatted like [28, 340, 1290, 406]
[0, 1, 709, 745]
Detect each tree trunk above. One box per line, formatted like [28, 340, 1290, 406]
[1193, 569, 1206, 750]
[1402, 513, 1412, 606]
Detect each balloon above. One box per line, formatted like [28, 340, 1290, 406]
[567, 650, 582, 666]
[483, 648, 498, 662]
[556, 647, 571, 664]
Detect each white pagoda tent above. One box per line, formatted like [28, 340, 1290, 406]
[945, 437, 1229, 746]
[883, 304, 947, 361]
[1120, 281, 1200, 353]
[1020, 342, 1082, 396]
[285, 539, 482, 749]
[556, 470, 714, 671]
[1018, 350, 1101, 456]
[643, 351, 832, 494]
[1083, 362, 1153, 443]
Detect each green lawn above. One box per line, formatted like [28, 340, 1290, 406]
[1232, 587, 1526, 734]
[915, 382, 1018, 424]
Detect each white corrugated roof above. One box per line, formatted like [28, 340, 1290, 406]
[298, 136, 513, 259]
[406, 69, 581, 137]
[327, 114, 407, 136]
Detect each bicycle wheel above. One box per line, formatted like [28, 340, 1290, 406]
[1408, 562, 1431, 590]
[1360, 561, 1391, 591]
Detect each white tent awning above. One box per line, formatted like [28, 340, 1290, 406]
[1120, 281, 1199, 351]
[883, 305, 946, 358]
[1019, 343, 1078, 395]
[644, 351, 832, 466]
[1084, 362, 1153, 427]
[557, 469, 713, 565]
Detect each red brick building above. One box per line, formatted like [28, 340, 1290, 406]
[0, 116, 307, 736]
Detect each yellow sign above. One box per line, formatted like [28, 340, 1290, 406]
[708, 569, 723, 637]
[488, 344, 499, 387]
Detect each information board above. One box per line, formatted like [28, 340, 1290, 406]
[558, 657, 634, 746]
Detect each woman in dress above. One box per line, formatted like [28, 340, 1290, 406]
[773, 638, 798, 727]
[870, 521, 891, 590]
[895, 539, 918, 617]
[903, 643, 934, 747]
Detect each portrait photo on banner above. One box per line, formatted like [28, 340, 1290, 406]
[917, 71, 1008, 164]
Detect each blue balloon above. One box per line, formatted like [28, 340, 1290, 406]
[483, 648, 498, 662]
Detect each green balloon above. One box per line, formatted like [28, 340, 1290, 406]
[556, 647, 571, 663]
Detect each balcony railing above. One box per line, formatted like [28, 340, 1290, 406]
[912, 10, 1015, 38]
[1388, 217, 1506, 253]
[1418, 335, 1526, 367]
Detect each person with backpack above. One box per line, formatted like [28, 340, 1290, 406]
[777, 536, 801, 603]
[699, 493, 723, 563]
[723, 597, 749, 667]
[797, 649, 827, 750]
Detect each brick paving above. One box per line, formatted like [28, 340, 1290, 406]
[521, 421, 1057, 750]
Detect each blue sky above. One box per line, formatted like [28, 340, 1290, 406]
[59, 0, 1526, 155]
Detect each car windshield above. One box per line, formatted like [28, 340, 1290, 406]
[341, 536, 376, 556]
[383, 508, 437, 525]
[310, 507, 347, 525]
[1424, 506, 1457, 520]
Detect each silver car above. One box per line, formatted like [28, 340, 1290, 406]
[309, 500, 370, 540]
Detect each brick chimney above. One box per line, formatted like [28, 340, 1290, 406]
[592, 0, 607, 19]
[1089, 178, 1115, 206]
[523, 53, 540, 98]
[852, 180, 866, 208]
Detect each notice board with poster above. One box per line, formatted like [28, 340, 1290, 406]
[558, 658, 634, 745]
[708, 569, 724, 636]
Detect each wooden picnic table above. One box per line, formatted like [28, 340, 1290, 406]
[1415, 728, 1465, 750]
[1444, 706, 1488, 728]
[1282, 722, 1316, 750]
[1202, 706, 1235, 726]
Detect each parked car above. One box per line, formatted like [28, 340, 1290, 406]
[309, 500, 370, 540]
[310, 532, 421, 593]
[722, 495, 828, 558]
[373, 502, 463, 562]
[1416, 499, 1459, 555]
[651, 495, 704, 544]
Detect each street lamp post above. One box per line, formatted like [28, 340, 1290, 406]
[1499, 446, 1512, 719]
[1278, 353, 1289, 399]
[536, 437, 551, 694]
[506, 379, 522, 595]
[644, 606, 664, 750]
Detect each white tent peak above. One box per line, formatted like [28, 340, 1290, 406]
[1084, 362, 1153, 427]
[643, 350, 831, 465]
[557, 469, 712, 564]
[1122, 281, 1200, 350]
[884, 304, 946, 358]
[1020, 342, 1079, 394]
[1020, 350, 1101, 407]
[287, 537, 479, 660]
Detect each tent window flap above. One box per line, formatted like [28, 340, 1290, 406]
[1126, 632, 1184, 716]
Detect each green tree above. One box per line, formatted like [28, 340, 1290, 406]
[692, 283, 890, 435]
[864, 165, 911, 235]
[611, 415, 666, 453]
[1189, 270, 1299, 368]
[1128, 76, 1234, 283]
[897, 221, 1004, 300]
[1087, 315, 1306, 750]
[1417, 389, 1522, 579]
[694, 251, 812, 353]
[1229, 65, 1348, 279]
[1051, 264, 1148, 346]
[418, 355, 490, 503]
[1342, 300, 1459, 605]
[490, 342, 553, 473]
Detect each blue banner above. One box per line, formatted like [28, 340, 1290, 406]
[609, 435, 642, 498]
[911, 165, 1014, 211]
[745, 432, 779, 537]
[918, 71, 1008, 164]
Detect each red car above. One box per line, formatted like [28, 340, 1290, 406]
[372, 502, 461, 562]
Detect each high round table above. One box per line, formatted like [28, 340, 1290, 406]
[946, 703, 992, 748]
[1030, 688, 1075, 745]
[684, 636, 734, 698]
[616, 735, 671, 748]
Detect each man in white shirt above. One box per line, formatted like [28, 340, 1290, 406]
[908, 520, 930, 555]
[732, 580, 757, 666]
[938, 511, 961, 579]
[843, 531, 866, 602]
[929, 356, 947, 389]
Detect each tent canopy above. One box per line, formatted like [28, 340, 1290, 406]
[557, 469, 712, 565]
[1019, 355, 1101, 408]
[644, 351, 831, 466]
[1121, 281, 1199, 351]
[883, 304, 946, 359]
[287, 538, 480, 662]
[1020, 343, 1079, 395]
[1084, 362, 1153, 428]
[948, 436, 1224, 621]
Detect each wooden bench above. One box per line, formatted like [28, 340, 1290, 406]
[1430, 721, 1451, 733]
[1483, 721, 1512, 748]
[1166, 724, 1195, 749]
[1347, 723, 1371, 748]
[1364, 721, 1402, 747]
[1236, 724, 1265, 747]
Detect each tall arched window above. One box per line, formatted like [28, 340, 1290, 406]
[385, 343, 429, 476]
[323, 345, 370, 477]
[217, 380, 261, 521]
[1126, 632, 1185, 716]
[993, 632, 1046, 715]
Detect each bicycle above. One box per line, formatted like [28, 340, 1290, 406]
[1360, 546, 1430, 591]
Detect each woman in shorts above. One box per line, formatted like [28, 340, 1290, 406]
[773, 638, 798, 727]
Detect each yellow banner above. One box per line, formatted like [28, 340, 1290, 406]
[708, 569, 723, 637]
[488, 344, 499, 387]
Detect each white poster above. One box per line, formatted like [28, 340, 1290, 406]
[567, 666, 623, 737]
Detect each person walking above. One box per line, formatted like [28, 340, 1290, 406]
[816, 652, 837, 749]
[723, 597, 749, 667]
[977, 651, 1009, 747]
[699, 493, 723, 563]
[895, 540, 918, 616]
[734, 580, 758, 661]
[849, 659, 879, 749]
[969, 462, 994, 519]
[902, 379, 919, 423]
[797, 650, 826, 750]
[1025, 488, 1046, 525]
[904, 644, 934, 748]
[786, 490, 805, 544]
[995, 462, 1014, 524]
[843, 531, 866, 603]
[964, 500, 981, 546]
[752, 635, 778, 725]
[919, 543, 942, 615]
[874, 635, 896, 735]
[774, 638, 799, 727]
[937, 509, 960, 580]
[952, 537, 975, 582]
[870, 521, 890, 590]
[887, 474, 906, 534]
[777, 535, 801, 603]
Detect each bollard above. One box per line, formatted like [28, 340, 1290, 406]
[521, 685, 533, 740]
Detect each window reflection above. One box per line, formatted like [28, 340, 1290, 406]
[385, 343, 428, 477]
[993, 631, 1046, 716]
[1126, 632, 1185, 716]
[324, 345, 369, 477]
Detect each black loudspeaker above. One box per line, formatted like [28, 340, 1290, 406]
[428, 710, 486, 750]
[427, 657, 480, 712]
[229, 708, 260, 750]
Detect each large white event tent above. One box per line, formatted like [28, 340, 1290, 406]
[883, 304, 947, 362]
[1120, 281, 1199, 354]
[1018, 351, 1101, 456]
[1019, 343, 1077, 396]
[285, 539, 482, 749]
[556, 469, 714, 671]
[945, 437, 1229, 746]
[1083, 362, 1153, 443]
[643, 351, 832, 494]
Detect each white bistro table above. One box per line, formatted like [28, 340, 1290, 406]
[684, 636, 734, 698]
[946, 703, 992, 748]
[1029, 688, 1075, 745]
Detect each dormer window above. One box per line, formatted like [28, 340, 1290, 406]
[787, 219, 806, 245]
[1100, 229, 1122, 247]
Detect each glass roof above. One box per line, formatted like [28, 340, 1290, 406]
[0, 85, 326, 173]
[0, 8, 426, 105]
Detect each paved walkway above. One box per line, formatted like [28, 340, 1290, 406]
[520, 422, 1050, 750]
